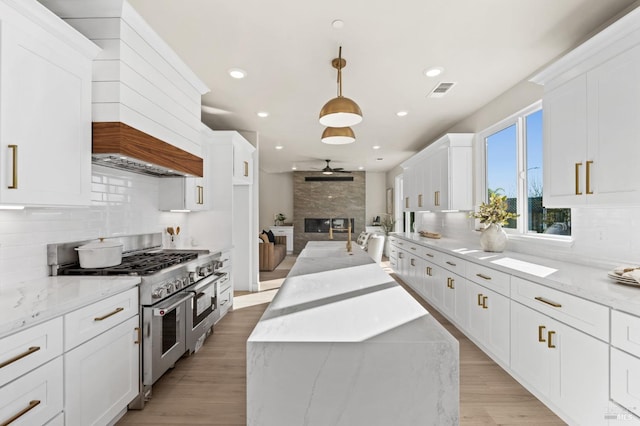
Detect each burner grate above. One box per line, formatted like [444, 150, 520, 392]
[58, 251, 198, 276]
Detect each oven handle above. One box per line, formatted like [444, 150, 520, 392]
[153, 293, 193, 316]
[191, 272, 225, 292]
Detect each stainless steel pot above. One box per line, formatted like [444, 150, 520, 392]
[75, 239, 123, 268]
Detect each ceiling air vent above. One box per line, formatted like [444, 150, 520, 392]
[427, 82, 456, 98]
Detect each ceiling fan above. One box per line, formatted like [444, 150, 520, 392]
[320, 159, 351, 175]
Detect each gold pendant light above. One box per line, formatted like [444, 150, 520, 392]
[321, 126, 355, 145]
[319, 46, 362, 128]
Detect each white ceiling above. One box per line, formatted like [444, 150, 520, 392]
[129, 0, 637, 174]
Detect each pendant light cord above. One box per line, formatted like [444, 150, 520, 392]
[337, 46, 342, 98]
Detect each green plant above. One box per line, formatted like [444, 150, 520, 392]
[471, 192, 518, 226]
[275, 213, 286, 222]
[379, 214, 396, 235]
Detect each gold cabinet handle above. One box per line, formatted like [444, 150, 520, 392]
[538, 325, 546, 342]
[418, 193, 423, 208]
[446, 261, 456, 267]
[410, 247, 416, 250]
[426, 266, 432, 276]
[575, 162, 582, 195]
[1, 400, 40, 426]
[477, 293, 483, 306]
[476, 273, 491, 280]
[586, 160, 593, 195]
[447, 277, 455, 289]
[8, 144, 17, 189]
[197, 185, 204, 204]
[534, 296, 562, 308]
[426, 253, 434, 258]
[410, 258, 415, 267]
[243, 160, 249, 177]
[482, 296, 488, 309]
[94, 307, 124, 321]
[0, 346, 40, 369]
[399, 252, 404, 259]
[434, 190, 440, 206]
[405, 197, 409, 208]
[134, 327, 141, 345]
[547, 330, 556, 348]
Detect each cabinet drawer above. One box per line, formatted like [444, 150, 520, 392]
[64, 287, 138, 351]
[612, 310, 640, 357]
[511, 276, 609, 341]
[0, 317, 63, 387]
[439, 253, 466, 275]
[465, 262, 511, 297]
[611, 348, 640, 418]
[406, 242, 420, 253]
[0, 357, 63, 426]
[420, 246, 440, 263]
[219, 288, 232, 312]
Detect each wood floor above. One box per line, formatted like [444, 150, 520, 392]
[117, 269, 566, 426]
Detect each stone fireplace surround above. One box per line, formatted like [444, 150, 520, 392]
[293, 171, 365, 253]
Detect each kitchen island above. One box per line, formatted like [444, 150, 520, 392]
[247, 241, 459, 425]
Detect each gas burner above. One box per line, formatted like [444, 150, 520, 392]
[57, 251, 198, 276]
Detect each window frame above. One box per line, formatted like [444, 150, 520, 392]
[475, 100, 572, 242]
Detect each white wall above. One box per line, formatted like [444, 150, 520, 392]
[259, 170, 293, 231]
[0, 165, 189, 289]
[365, 172, 386, 225]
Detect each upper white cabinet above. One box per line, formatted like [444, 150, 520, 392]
[401, 133, 473, 212]
[0, 0, 99, 206]
[532, 7, 640, 207]
[232, 134, 256, 185]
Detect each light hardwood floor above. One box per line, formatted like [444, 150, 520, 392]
[118, 270, 565, 426]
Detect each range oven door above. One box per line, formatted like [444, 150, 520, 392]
[142, 292, 192, 386]
[186, 274, 220, 353]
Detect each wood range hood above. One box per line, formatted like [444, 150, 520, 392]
[92, 122, 203, 177]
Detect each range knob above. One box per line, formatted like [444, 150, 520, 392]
[182, 277, 190, 287]
[164, 282, 175, 292]
[151, 287, 167, 299]
[172, 279, 182, 290]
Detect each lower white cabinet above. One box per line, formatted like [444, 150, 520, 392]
[611, 348, 640, 419]
[0, 357, 63, 426]
[441, 270, 468, 330]
[510, 301, 609, 425]
[466, 280, 510, 366]
[64, 315, 140, 426]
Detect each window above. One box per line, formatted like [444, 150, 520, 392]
[481, 102, 571, 237]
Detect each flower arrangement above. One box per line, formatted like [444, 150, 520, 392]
[471, 192, 518, 226]
[379, 214, 396, 236]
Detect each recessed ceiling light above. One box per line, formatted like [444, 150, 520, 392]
[396, 111, 408, 117]
[275, 145, 284, 150]
[424, 67, 443, 77]
[376, 158, 384, 161]
[372, 145, 381, 150]
[332, 19, 344, 29]
[228, 68, 247, 79]
[291, 166, 297, 170]
[358, 166, 365, 170]
[257, 111, 269, 118]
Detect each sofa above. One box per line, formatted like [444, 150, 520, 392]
[259, 235, 287, 271]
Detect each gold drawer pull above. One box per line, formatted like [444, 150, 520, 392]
[477, 293, 483, 306]
[405, 197, 409, 208]
[410, 258, 415, 267]
[482, 296, 488, 309]
[418, 194, 423, 208]
[575, 162, 582, 195]
[134, 327, 141, 345]
[447, 277, 455, 289]
[534, 296, 562, 308]
[446, 261, 456, 267]
[434, 190, 440, 206]
[0, 346, 40, 369]
[586, 160, 593, 195]
[8, 144, 17, 189]
[538, 325, 546, 342]
[426, 266, 432, 276]
[476, 273, 491, 280]
[94, 307, 124, 321]
[547, 330, 556, 348]
[243, 161, 249, 177]
[426, 253, 434, 258]
[410, 247, 416, 250]
[1, 399, 40, 426]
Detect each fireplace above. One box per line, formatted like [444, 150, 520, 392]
[304, 218, 355, 233]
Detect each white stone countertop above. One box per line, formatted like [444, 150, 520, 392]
[249, 241, 457, 345]
[0, 276, 140, 339]
[390, 232, 640, 315]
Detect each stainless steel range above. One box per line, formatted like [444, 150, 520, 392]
[47, 233, 227, 408]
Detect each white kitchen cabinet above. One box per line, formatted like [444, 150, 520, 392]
[217, 250, 234, 319]
[510, 301, 609, 425]
[0, 357, 63, 426]
[0, 0, 99, 207]
[159, 177, 208, 211]
[611, 310, 640, 418]
[441, 270, 468, 331]
[64, 315, 140, 426]
[270, 226, 294, 254]
[400, 133, 473, 212]
[466, 280, 510, 366]
[233, 134, 255, 185]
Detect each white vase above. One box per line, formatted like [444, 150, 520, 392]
[480, 223, 507, 252]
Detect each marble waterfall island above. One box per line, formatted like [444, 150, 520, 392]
[247, 242, 459, 425]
